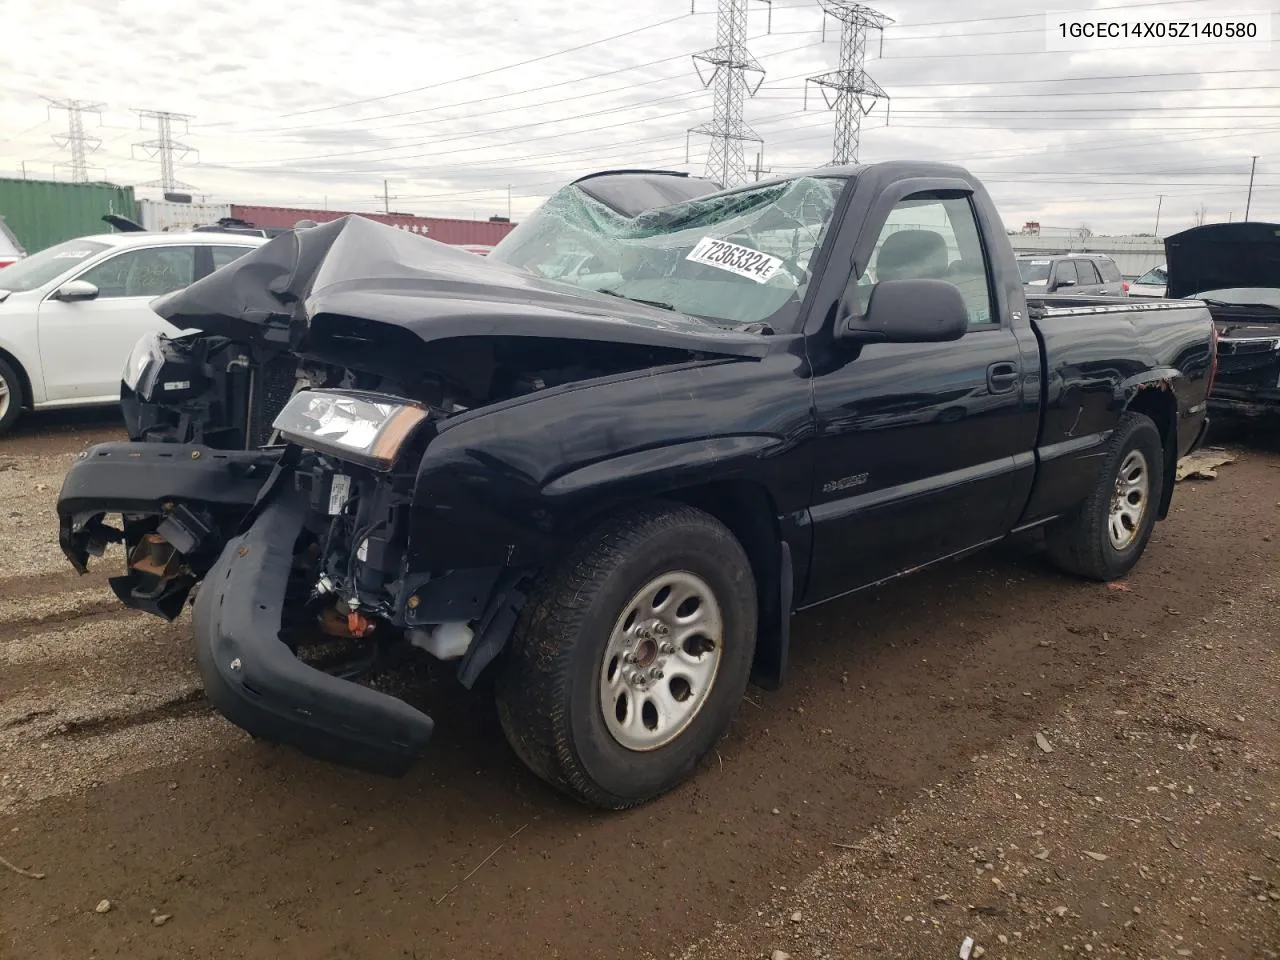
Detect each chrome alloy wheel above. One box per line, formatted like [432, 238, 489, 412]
[599, 570, 724, 752]
[1108, 449, 1149, 550]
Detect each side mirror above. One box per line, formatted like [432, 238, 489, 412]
[51, 279, 100, 302]
[838, 278, 969, 345]
[1052, 277, 1076, 291]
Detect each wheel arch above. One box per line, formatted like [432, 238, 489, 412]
[659, 479, 793, 689]
[1121, 379, 1178, 520]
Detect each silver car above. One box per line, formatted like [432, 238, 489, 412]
[1016, 254, 1128, 297]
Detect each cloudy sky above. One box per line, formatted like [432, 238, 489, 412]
[1, 0, 1277, 234]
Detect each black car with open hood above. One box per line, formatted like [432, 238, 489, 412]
[58, 164, 1214, 810]
[1165, 222, 1280, 419]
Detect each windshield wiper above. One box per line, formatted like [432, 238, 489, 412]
[1200, 297, 1280, 313]
[597, 289, 675, 312]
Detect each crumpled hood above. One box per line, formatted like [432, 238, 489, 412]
[149, 215, 768, 358]
[1164, 221, 1280, 299]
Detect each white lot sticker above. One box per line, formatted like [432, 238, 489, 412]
[686, 237, 783, 284]
[328, 473, 351, 516]
[53, 250, 95, 259]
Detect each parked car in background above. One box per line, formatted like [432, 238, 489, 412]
[1166, 223, 1280, 420]
[1016, 253, 1128, 296]
[0, 231, 266, 434]
[58, 163, 1214, 809]
[1128, 263, 1168, 298]
[0, 217, 24, 270]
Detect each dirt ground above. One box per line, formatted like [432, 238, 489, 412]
[0, 409, 1277, 960]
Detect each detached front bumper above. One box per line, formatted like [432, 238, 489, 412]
[192, 486, 435, 776]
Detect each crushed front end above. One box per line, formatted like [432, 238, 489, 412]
[57, 388, 512, 777]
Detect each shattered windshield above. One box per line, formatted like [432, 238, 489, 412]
[489, 175, 848, 327]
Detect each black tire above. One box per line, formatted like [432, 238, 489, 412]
[495, 501, 757, 809]
[0, 356, 24, 436]
[1046, 411, 1164, 581]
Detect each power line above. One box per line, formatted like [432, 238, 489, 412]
[201, 12, 707, 128]
[886, 0, 1215, 31]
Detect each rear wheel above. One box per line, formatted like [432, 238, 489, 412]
[1046, 411, 1164, 581]
[495, 502, 757, 809]
[0, 357, 24, 436]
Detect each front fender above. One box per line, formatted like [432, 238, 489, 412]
[403, 350, 815, 574]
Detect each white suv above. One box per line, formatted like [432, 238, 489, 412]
[0, 231, 267, 435]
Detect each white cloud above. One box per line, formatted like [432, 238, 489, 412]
[1, 0, 1276, 232]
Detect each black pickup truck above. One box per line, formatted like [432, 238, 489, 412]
[57, 163, 1217, 809]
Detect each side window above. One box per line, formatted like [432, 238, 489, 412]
[860, 193, 996, 325]
[1098, 260, 1122, 283]
[1077, 261, 1102, 285]
[1054, 261, 1080, 288]
[78, 246, 195, 299]
[211, 246, 257, 271]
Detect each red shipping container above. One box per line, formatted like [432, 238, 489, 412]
[229, 205, 515, 247]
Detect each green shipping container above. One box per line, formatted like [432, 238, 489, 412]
[0, 177, 138, 255]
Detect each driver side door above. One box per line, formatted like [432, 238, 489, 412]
[37, 245, 195, 401]
[804, 190, 1040, 603]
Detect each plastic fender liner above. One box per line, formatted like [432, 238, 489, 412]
[192, 487, 434, 777]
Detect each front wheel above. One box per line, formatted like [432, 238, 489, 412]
[495, 502, 757, 809]
[1046, 411, 1164, 581]
[0, 356, 24, 436]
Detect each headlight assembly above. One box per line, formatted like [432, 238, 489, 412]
[271, 389, 429, 470]
[122, 333, 163, 396]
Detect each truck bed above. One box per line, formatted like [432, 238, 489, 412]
[1017, 294, 1215, 526]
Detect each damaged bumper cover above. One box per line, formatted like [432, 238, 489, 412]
[58, 442, 280, 570]
[192, 486, 434, 776]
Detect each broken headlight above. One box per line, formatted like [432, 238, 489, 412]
[271, 389, 429, 470]
[122, 332, 163, 396]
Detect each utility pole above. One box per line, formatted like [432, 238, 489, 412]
[1245, 155, 1258, 221]
[19, 161, 26, 179]
[377, 180, 404, 214]
[806, 2, 892, 165]
[132, 109, 197, 191]
[1154, 193, 1165, 236]
[752, 151, 771, 181]
[44, 97, 104, 182]
[688, 0, 769, 188]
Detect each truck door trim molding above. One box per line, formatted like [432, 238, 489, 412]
[809, 452, 1035, 524]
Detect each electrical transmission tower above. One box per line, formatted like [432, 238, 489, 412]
[132, 109, 198, 191]
[45, 98, 105, 182]
[688, 0, 770, 188]
[806, 2, 892, 165]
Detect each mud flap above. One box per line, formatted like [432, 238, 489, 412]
[192, 488, 435, 776]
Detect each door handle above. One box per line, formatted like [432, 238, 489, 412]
[987, 362, 1019, 393]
